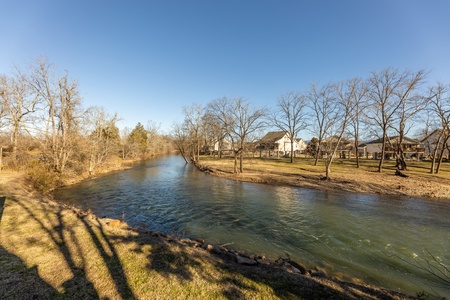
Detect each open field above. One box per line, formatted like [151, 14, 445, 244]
[0, 171, 419, 299]
[199, 156, 450, 200]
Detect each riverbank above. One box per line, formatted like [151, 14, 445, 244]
[0, 171, 419, 299]
[197, 157, 450, 200]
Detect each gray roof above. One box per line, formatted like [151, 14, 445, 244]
[366, 136, 420, 145]
[259, 131, 287, 143]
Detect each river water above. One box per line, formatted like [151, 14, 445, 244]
[54, 155, 450, 297]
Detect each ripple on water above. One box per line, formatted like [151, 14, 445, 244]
[54, 156, 450, 298]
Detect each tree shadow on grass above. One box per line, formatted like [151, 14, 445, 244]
[3, 195, 135, 299]
[0, 190, 417, 299]
[109, 232, 259, 299]
[80, 217, 135, 299]
[0, 245, 59, 300]
[0, 196, 5, 222]
[110, 228, 416, 300]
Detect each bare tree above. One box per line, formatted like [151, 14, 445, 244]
[324, 80, 359, 179]
[182, 103, 203, 163]
[0, 71, 40, 167]
[228, 97, 266, 173]
[272, 91, 308, 163]
[307, 83, 337, 166]
[391, 70, 427, 171]
[202, 110, 228, 158]
[346, 78, 368, 168]
[28, 58, 83, 174]
[428, 83, 450, 174]
[365, 68, 407, 172]
[119, 127, 132, 160]
[171, 122, 190, 164]
[207, 97, 266, 173]
[84, 107, 120, 174]
[146, 120, 161, 156]
[0, 90, 5, 171]
[206, 97, 238, 170]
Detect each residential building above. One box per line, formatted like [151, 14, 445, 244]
[258, 131, 299, 153]
[364, 136, 425, 159]
[420, 129, 449, 158]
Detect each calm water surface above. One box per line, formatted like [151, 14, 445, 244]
[54, 155, 450, 297]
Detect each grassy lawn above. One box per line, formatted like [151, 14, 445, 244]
[202, 154, 450, 176]
[199, 155, 450, 200]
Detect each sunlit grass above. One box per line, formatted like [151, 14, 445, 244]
[202, 155, 450, 176]
[200, 155, 450, 200]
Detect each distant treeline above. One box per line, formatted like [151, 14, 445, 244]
[173, 68, 450, 177]
[0, 58, 172, 191]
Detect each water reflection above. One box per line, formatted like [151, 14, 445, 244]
[54, 155, 450, 297]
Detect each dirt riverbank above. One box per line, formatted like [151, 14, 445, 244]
[0, 170, 420, 299]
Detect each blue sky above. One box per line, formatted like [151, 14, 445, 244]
[1, 0, 449, 136]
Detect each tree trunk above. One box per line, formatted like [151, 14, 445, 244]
[197, 141, 200, 162]
[314, 140, 321, 166]
[239, 150, 244, 173]
[436, 136, 450, 174]
[233, 151, 238, 174]
[378, 136, 386, 172]
[325, 157, 331, 179]
[430, 132, 444, 174]
[290, 138, 294, 163]
[354, 138, 360, 168]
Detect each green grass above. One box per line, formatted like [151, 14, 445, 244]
[202, 154, 450, 176]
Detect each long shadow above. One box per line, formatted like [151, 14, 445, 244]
[109, 228, 417, 300]
[0, 245, 59, 300]
[7, 196, 100, 299]
[2, 192, 418, 299]
[79, 216, 136, 299]
[0, 196, 5, 222]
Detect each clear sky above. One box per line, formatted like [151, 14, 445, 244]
[1, 0, 449, 136]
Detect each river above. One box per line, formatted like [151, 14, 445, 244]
[54, 155, 450, 297]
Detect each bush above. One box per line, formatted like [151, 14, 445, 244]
[27, 162, 61, 193]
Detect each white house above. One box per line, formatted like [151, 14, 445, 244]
[258, 131, 300, 153]
[213, 138, 232, 152]
[296, 138, 307, 152]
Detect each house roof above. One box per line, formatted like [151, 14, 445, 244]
[366, 136, 420, 145]
[420, 129, 449, 143]
[322, 136, 352, 145]
[259, 131, 287, 143]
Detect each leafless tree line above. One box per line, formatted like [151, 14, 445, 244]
[172, 97, 267, 174]
[174, 68, 450, 178]
[0, 58, 171, 190]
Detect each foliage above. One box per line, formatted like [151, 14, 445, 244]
[129, 122, 148, 156]
[27, 161, 61, 193]
[306, 137, 319, 157]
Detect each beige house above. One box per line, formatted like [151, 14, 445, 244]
[363, 136, 425, 159]
[420, 129, 449, 158]
[320, 136, 354, 158]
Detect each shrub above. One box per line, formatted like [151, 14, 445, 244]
[27, 162, 61, 193]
